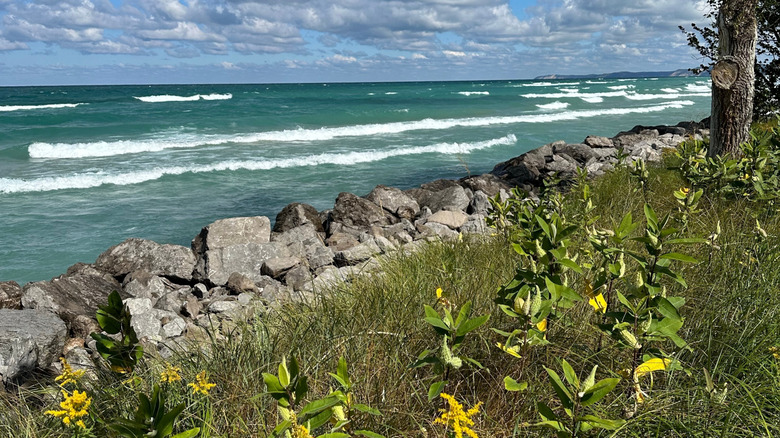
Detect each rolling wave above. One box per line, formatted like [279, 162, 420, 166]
[4, 135, 518, 194]
[457, 91, 490, 96]
[536, 101, 570, 110]
[28, 101, 696, 159]
[0, 103, 85, 112]
[516, 82, 580, 87]
[522, 91, 629, 99]
[133, 93, 233, 103]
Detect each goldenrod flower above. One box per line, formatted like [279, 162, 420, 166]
[54, 357, 84, 387]
[46, 389, 91, 428]
[160, 362, 182, 384]
[434, 393, 482, 438]
[769, 346, 780, 359]
[188, 371, 216, 395]
[291, 424, 314, 438]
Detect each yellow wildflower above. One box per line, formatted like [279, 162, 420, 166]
[54, 357, 84, 387]
[160, 362, 182, 384]
[434, 393, 482, 438]
[769, 346, 780, 359]
[536, 318, 547, 332]
[680, 187, 690, 195]
[188, 371, 216, 395]
[436, 287, 443, 299]
[46, 389, 91, 429]
[291, 424, 314, 438]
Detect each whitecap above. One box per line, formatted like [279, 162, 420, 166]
[28, 101, 695, 160]
[133, 93, 233, 103]
[0, 103, 85, 112]
[536, 101, 570, 110]
[580, 96, 604, 103]
[457, 91, 490, 96]
[6, 135, 519, 194]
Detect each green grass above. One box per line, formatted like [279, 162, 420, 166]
[3, 155, 780, 437]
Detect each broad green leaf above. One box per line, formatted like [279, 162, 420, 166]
[654, 297, 682, 321]
[262, 373, 284, 394]
[423, 317, 450, 333]
[644, 204, 658, 230]
[659, 253, 699, 263]
[170, 428, 200, 438]
[157, 403, 186, 437]
[561, 360, 579, 389]
[580, 378, 620, 406]
[579, 415, 626, 430]
[545, 367, 574, 409]
[337, 356, 349, 387]
[299, 396, 341, 419]
[423, 305, 439, 319]
[558, 259, 583, 274]
[354, 430, 385, 438]
[427, 380, 447, 401]
[504, 376, 528, 392]
[353, 404, 382, 416]
[456, 314, 489, 337]
[537, 401, 559, 422]
[278, 361, 290, 388]
[455, 301, 472, 328]
[319, 434, 351, 438]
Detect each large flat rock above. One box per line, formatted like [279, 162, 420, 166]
[0, 309, 67, 387]
[95, 238, 195, 282]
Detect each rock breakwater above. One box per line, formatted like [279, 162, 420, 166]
[0, 119, 708, 389]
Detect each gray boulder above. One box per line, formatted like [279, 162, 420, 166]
[467, 190, 490, 215]
[0, 282, 22, 309]
[425, 186, 470, 213]
[0, 309, 67, 387]
[458, 174, 511, 197]
[192, 216, 272, 254]
[584, 136, 614, 148]
[262, 257, 301, 279]
[326, 232, 360, 252]
[331, 192, 390, 228]
[554, 143, 596, 165]
[226, 272, 259, 295]
[366, 185, 420, 220]
[21, 264, 122, 327]
[274, 203, 323, 233]
[196, 242, 291, 286]
[122, 270, 168, 303]
[334, 239, 382, 266]
[427, 210, 469, 229]
[95, 238, 195, 283]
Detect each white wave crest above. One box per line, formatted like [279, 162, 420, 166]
[624, 92, 710, 101]
[134, 93, 232, 103]
[385, 92, 398, 95]
[685, 83, 711, 93]
[608, 85, 635, 90]
[519, 81, 580, 87]
[580, 96, 604, 103]
[0, 103, 85, 112]
[661, 88, 681, 93]
[28, 101, 695, 159]
[536, 101, 570, 110]
[457, 91, 490, 96]
[522, 91, 628, 99]
[4, 135, 518, 194]
[558, 88, 579, 93]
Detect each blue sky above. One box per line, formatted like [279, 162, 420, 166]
[0, 0, 712, 86]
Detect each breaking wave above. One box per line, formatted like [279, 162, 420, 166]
[0, 103, 85, 112]
[28, 101, 696, 160]
[5, 135, 518, 194]
[133, 93, 232, 103]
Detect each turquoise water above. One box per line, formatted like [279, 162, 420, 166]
[0, 78, 711, 284]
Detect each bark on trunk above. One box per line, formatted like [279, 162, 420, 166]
[709, 0, 758, 158]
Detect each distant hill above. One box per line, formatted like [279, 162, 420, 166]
[534, 69, 710, 80]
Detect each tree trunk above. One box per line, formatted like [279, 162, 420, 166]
[709, 0, 758, 157]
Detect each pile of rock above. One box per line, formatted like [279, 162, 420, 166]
[0, 119, 708, 390]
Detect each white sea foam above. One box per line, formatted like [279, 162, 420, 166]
[28, 101, 695, 160]
[536, 101, 570, 110]
[5, 135, 518, 194]
[617, 79, 637, 82]
[0, 103, 85, 112]
[558, 88, 579, 93]
[624, 92, 710, 101]
[457, 91, 490, 96]
[685, 83, 711, 93]
[133, 93, 232, 103]
[608, 85, 635, 90]
[520, 81, 580, 87]
[580, 96, 604, 103]
[522, 91, 628, 99]
[661, 88, 681, 93]
[585, 80, 608, 84]
[385, 92, 398, 95]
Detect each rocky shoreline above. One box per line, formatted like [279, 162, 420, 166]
[0, 119, 709, 390]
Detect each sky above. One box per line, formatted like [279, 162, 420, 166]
[0, 0, 713, 86]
